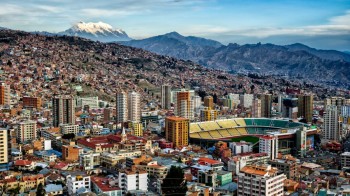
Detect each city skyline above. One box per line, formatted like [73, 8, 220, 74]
[0, 0, 349, 50]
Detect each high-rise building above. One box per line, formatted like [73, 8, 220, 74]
[237, 164, 286, 196]
[116, 92, 128, 124]
[259, 135, 278, 160]
[17, 120, 37, 143]
[204, 96, 214, 109]
[52, 96, 75, 127]
[324, 97, 350, 109]
[130, 121, 143, 137]
[323, 105, 341, 141]
[228, 93, 240, 106]
[277, 95, 285, 113]
[258, 94, 272, 118]
[341, 105, 350, 117]
[200, 108, 218, 121]
[161, 85, 171, 109]
[0, 128, 8, 171]
[174, 89, 193, 120]
[282, 98, 298, 119]
[298, 94, 313, 123]
[128, 91, 141, 122]
[165, 116, 189, 147]
[192, 95, 202, 114]
[239, 94, 253, 108]
[0, 83, 10, 106]
[251, 98, 261, 118]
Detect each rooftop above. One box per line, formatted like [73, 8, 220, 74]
[91, 177, 120, 192]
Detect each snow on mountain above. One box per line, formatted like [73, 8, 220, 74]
[60, 21, 131, 42]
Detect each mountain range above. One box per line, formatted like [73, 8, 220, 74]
[1, 22, 349, 87]
[120, 32, 350, 86]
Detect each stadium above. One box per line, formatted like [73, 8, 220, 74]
[189, 118, 319, 154]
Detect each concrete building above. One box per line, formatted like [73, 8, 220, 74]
[60, 124, 79, 135]
[192, 95, 202, 114]
[130, 121, 143, 137]
[0, 83, 10, 106]
[251, 98, 261, 118]
[116, 92, 128, 124]
[237, 164, 286, 196]
[282, 97, 298, 119]
[239, 94, 253, 108]
[17, 120, 37, 143]
[0, 128, 8, 171]
[229, 142, 253, 155]
[269, 154, 297, 179]
[173, 89, 193, 120]
[259, 135, 278, 160]
[128, 91, 141, 122]
[228, 153, 270, 175]
[80, 152, 101, 170]
[324, 97, 350, 109]
[62, 145, 83, 161]
[341, 152, 350, 167]
[165, 116, 189, 147]
[204, 96, 214, 109]
[117, 167, 148, 194]
[258, 94, 272, 118]
[200, 108, 218, 121]
[323, 105, 341, 141]
[298, 94, 313, 123]
[67, 174, 91, 195]
[161, 85, 171, 110]
[22, 96, 42, 109]
[228, 93, 240, 106]
[91, 176, 122, 196]
[76, 96, 99, 109]
[52, 96, 75, 127]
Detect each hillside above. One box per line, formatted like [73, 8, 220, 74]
[0, 29, 259, 103]
[122, 33, 350, 87]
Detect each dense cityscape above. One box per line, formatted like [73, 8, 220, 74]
[1, 1, 350, 196]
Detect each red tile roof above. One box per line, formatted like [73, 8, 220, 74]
[91, 177, 121, 192]
[14, 160, 32, 166]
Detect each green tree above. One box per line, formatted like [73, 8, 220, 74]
[161, 166, 187, 196]
[36, 183, 45, 196]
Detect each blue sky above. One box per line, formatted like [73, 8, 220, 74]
[1, 0, 350, 50]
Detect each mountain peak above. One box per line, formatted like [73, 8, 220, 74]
[60, 21, 131, 42]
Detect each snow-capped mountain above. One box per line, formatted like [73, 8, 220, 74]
[59, 21, 131, 42]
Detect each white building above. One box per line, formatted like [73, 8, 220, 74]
[67, 174, 91, 195]
[17, 120, 37, 143]
[80, 152, 101, 170]
[228, 93, 240, 106]
[229, 142, 253, 155]
[117, 168, 148, 194]
[60, 124, 79, 135]
[192, 95, 202, 114]
[116, 92, 128, 124]
[76, 96, 99, 109]
[341, 152, 350, 167]
[238, 164, 286, 196]
[42, 152, 57, 162]
[239, 94, 253, 108]
[128, 91, 141, 122]
[259, 135, 278, 160]
[323, 105, 341, 141]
